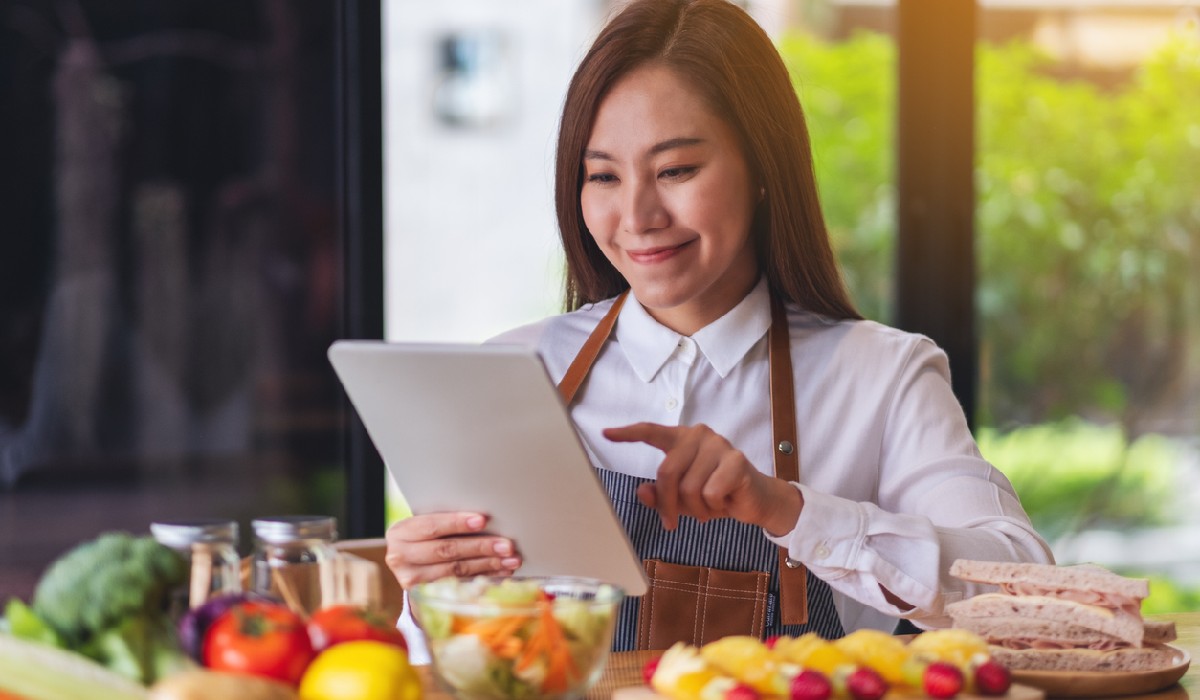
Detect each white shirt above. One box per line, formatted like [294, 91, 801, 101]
[490, 277, 1053, 634]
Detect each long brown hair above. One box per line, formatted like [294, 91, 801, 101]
[554, 0, 860, 320]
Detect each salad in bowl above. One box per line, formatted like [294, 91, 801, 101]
[409, 576, 624, 700]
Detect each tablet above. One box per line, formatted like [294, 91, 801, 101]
[328, 340, 648, 596]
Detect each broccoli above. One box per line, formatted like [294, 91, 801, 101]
[30, 531, 193, 685]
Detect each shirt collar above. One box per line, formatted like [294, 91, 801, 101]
[692, 277, 772, 378]
[615, 277, 772, 382]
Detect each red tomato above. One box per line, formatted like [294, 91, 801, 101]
[203, 601, 315, 686]
[307, 604, 409, 652]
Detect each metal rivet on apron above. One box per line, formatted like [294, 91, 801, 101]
[777, 440, 794, 455]
[785, 557, 803, 569]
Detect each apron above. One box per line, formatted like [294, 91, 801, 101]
[557, 291, 845, 649]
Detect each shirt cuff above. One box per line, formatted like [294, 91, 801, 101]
[761, 482, 940, 616]
[763, 482, 866, 575]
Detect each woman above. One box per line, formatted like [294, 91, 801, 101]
[387, 0, 1052, 652]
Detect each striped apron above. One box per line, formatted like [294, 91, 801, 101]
[557, 292, 845, 649]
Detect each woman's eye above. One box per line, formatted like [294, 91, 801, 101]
[659, 165, 697, 180]
[586, 172, 617, 184]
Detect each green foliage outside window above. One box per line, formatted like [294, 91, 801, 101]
[779, 30, 1200, 436]
[976, 420, 1180, 541]
[778, 30, 1200, 608]
[778, 31, 896, 324]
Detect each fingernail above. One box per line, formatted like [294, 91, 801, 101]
[466, 515, 486, 530]
[493, 540, 512, 556]
[500, 557, 521, 569]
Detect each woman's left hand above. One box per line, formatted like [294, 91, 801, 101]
[603, 422, 803, 535]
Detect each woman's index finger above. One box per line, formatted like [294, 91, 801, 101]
[602, 422, 679, 451]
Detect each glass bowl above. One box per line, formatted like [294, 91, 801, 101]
[408, 576, 625, 700]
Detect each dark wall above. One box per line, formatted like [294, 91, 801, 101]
[0, 0, 351, 599]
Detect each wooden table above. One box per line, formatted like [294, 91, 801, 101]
[416, 612, 1199, 699]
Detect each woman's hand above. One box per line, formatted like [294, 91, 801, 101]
[603, 422, 803, 535]
[384, 512, 521, 589]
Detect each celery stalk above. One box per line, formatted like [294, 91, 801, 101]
[0, 633, 148, 700]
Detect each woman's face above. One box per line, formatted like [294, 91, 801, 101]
[580, 63, 760, 335]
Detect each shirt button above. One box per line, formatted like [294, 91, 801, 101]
[665, 397, 679, 411]
[815, 545, 831, 560]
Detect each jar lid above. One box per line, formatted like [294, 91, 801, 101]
[150, 518, 239, 549]
[251, 515, 337, 543]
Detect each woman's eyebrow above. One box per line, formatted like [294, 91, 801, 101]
[584, 136, 706, 161]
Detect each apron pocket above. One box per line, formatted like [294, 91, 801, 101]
[635, 559, 770, 650]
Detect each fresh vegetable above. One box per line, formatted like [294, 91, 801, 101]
[0, 633, 148, 700]
[148, 669, 299, 700]
[177, 593, 256, 662]
[411, 577, 620, 700]
[20, 531, 191, 685]
[298, 640, 421, 700]
[1, 599, 61, 647]
[203, 601, 315, 686]
[306, 605, 408, 652]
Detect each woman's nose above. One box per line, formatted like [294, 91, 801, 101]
[620, 180, 669, 234]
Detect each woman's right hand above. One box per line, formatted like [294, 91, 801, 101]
[384, 512, 521, 589]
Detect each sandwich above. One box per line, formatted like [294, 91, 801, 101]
[946, 559, 1180, 673]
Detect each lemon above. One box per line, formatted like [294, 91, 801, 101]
[299, 640, 422, 700]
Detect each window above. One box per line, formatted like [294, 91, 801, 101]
[975, 3, 1200, 609]
[0, 0, 354, 599]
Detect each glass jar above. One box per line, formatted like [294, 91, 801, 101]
[150, 518, 242, 611]
[251, 515, 338, 616]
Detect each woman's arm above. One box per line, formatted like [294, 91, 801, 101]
[767, 336, 1054, 628]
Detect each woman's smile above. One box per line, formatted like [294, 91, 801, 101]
[625, 239, 696, 264]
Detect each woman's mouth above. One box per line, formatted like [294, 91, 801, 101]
[626, 240, 693, 264]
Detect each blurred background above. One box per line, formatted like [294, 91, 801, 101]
[1, 0, 1198, 615]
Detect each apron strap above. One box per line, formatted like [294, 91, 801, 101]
[769, 294, 809, 625]
[556, 289, 809, 625]
[557, 291, 628, 405]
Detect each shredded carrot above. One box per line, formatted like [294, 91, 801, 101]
[533, 600, 580, 693]
[462, 614, 525, 640]
[451, 615, 473, 633]
[494, 635, 524, 659]
[456, 613, 535, 663]
[515, 620, 547, 672]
